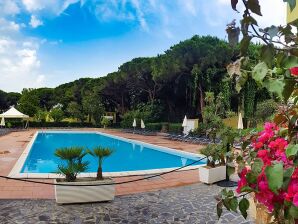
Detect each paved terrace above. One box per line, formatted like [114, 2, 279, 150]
[0, 129, 204, 199]
[0, 183, 253, 224]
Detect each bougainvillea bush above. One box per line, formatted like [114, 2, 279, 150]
[217, 0, 298, 222]
[217, 120, 298, 222]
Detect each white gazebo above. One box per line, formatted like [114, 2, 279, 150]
[0, 107, 30, 128]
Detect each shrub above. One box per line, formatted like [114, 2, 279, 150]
[10, 121, 95, 128]
[120, 110, 139, 128]
[200, 144, 224, 167]
[120, 101, 165, 128]
[168, 123, 182, 133]
[49, 107, 64, 122]
[190, 123, 208, 136]
[101, 117, 111, 128]
[55, 147, 89, 182]
[256, 99, 278, 122]
[34, 110, 48, 122]
[136, 101, 165, 122]
[146, 123, 162, 131]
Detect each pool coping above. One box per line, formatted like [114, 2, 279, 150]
[9, 130, 206, 178]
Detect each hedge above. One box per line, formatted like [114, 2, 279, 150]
[145, 122, 182, 133]
[146, 123, 162, 131]
[168, 123, 183, 133]
[7, 121, 98, 128]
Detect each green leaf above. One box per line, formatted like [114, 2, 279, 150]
[246, 172, 257, 184]
[223, 198, 231, 211]
[239, 198, 250, 219]
[282, 167, 294, 190]
[240, 186, 254, 193]
[265, 163, 283, 194]
[217, 202, 223, 218]
[252, 158, 263, 174]
[227, 190, 234, 197]
[282, 79, 296, 102]
[282, 56, 298, 69]
[252, 62, 268, 84]
[263, 79, 285, 98]
[230, 197, 238, 212]
[284, 0, 296, 11]
[289, 205, 298, 219]
[260, 45, 275, 67]
[247, 0, 262, 16]
[286, 144, 298, 159]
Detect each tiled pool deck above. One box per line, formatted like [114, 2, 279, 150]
[0, 129, 204, 199]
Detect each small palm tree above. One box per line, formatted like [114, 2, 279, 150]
[89, 146, 113, 180]
[55, 146, 89, 182]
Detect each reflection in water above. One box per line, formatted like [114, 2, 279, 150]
[181, 158, 187, 166]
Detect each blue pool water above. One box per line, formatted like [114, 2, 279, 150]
[21, 132, 204, 173]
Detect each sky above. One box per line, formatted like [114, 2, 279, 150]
[0, 0, 287, 92]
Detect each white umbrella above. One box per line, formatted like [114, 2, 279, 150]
[238, 113, 243, 130]
[0, 117, 5, 127]
[182, 115, 187, 127]
[141, 119, 145, 129]
[132, 118, 137, 128]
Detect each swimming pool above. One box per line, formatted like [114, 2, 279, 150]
[9, 131, 206, 178]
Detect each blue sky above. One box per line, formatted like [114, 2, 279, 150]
[0, 0, 286, 92]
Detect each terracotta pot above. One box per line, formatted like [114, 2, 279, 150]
[248, 196, 273, 224]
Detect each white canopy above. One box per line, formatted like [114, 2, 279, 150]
[0, 107, 29, 119]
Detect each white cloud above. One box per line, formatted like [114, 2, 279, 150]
[0, 12, 43, 92]
[0, 1, 20, 15]
[217, 0, 230, 6]
[29, 15, 43, 28]
[0, 37, 44, 91]
[36, 74, 46, 84]
[180, 0, 197, 16]
[131, 0, 149, 31]
[0, 18, 20, 32]
[21, 0, 81, 15]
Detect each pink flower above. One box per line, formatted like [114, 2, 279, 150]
[264, 122, 278, 131]
[255, 172, 275, 212]
[257, 150, 271, 166]
[290, 67, 298, 77]
[253, 142, 264, 150]
[293, 193, 298, 207]
[268, 138, 288, 152]
[285, 178, 298, 204]
[236, 167, 249, 194]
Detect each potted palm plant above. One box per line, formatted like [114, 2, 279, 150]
[54, 146, 115, 204]
[199, 144, 226, 184]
